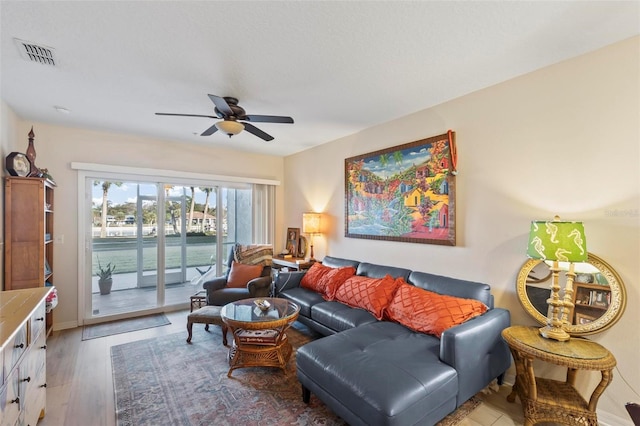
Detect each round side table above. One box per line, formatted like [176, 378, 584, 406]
[501, 325, 616, 426]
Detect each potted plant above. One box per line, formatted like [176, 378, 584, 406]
[97, 256, 116, 295]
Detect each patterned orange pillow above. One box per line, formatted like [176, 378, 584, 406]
[226, 261, 263, 288]
[319, 266, 357, 300]
[334, 275, 401, 319]
[385, 283, 488, 337]
[300, 262, 333, 294]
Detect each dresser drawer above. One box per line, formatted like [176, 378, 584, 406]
[2, 325, 27, 382]
[29, 301, 47, 343]
[0, 369, 21, 426]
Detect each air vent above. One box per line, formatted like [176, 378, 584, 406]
[14, 38, 56, 66]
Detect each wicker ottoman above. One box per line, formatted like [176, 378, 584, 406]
[186, 305, 228, 345]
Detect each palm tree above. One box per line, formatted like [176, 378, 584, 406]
[93, 181, 122, 238]
[200, 187, 212, 232]
[187, 186, 196, 232]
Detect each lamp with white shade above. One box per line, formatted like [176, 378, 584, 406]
[302, 213, 322, 261]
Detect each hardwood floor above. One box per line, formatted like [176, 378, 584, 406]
[40, 310, 525, 426]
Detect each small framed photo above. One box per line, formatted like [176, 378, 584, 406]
[285, 228, 300, 256]
[575, 312, 597, 325]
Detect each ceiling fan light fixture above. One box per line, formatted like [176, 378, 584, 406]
[215, 120, 244, 137]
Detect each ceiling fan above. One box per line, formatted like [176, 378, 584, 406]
[155, 94, 294, 141]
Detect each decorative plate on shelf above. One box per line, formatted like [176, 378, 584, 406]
[5, 152, 31, 177]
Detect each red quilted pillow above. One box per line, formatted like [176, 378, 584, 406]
[334, 275, 401, 319]
[320, 266, 357, 300]
[226, 261, 263, 288]
[300, 262, 333, 294]
[385, 283, 488, 338]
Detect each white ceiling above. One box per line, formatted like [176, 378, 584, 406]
[1, 1, 638, 157]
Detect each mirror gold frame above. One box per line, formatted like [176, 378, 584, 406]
[516, 252, 627, 336]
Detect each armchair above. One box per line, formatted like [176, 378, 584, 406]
[203, 244, 273, 306]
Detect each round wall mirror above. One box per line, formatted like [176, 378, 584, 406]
[516, 252, 627, 336]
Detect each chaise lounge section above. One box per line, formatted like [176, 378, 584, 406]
[275, 256, 511, 426]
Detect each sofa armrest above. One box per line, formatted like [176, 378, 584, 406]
[439, 308, 511, 405]
[203, 276, 227, 292]
[273, 271, 306, 294]
[247, 276, 272, 297]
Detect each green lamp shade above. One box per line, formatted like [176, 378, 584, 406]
[527, 219, 587, 262]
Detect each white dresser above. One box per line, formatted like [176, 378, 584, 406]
[0, 287, 52, 426]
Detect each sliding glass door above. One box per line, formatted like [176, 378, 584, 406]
[85, 176, 260, 322]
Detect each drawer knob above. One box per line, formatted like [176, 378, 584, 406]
[41, 345, 47, 350]
[21, 376, 31, 383]
[11, 397, 19, 404]
[40, 383, 47, 388]
[35, 317, 45, 321]
[15, 343, 24, 349]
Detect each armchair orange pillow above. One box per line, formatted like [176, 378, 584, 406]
[226, 261, 263, 288]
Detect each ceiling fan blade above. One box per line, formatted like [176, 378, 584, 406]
[242, 122, 274, 141]
[207, 94, 234, 117]
[245, 114, 294, 124]
[200, 123, 219, 136]
[156, 112, 218, 119]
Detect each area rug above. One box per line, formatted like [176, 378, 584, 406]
[82, 313, 171, 340]
[111, 324, 482, 426]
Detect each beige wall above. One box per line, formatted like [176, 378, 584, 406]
[0, 119, 285, 330]
[283, 37, 639, 423]
[0, 101, 22, 287]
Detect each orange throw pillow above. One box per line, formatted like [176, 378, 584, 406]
[226, 261, 263, 288]
[334, 275, 401, 319]
[319, 266, 357, 300]
[300, 262, 333, 294]
[385, 283, 488, 338]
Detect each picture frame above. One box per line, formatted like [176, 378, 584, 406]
[575, 312, 597, 325]
[285, 227, 300, 256]
[345, 131, 456, 246]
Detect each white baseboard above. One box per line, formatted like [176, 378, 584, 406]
[53, 320, 78, 331]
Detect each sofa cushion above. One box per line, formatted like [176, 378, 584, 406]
[296, 321, 458, 426]
[279, 287, 325, 318]
[386, 283, 488, 338]
[408, 271, 493, 308]
[311, 301, 378, 332]
[334, 275, 401, 320]
[226, 261, 263, 288]
[356, 262, 411, 281]
[321, 256, 360, 269]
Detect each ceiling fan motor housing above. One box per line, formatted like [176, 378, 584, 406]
[215, 97, 246, 119]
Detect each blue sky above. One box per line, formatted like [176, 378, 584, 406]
[92, 182, 212, 207]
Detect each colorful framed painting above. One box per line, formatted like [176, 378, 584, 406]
[345, 131, 456, 246]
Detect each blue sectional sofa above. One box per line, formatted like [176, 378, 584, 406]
[274, 256, 511, 426]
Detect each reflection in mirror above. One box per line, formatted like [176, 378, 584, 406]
[516, 253, 627, 336]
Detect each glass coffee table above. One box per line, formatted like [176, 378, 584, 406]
[220, 297, 300, 377]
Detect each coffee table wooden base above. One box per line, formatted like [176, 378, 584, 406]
[227, 334, 292, 377]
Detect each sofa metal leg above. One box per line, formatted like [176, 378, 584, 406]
[497, 372, 505, 385]
[302, 385, 311, 403]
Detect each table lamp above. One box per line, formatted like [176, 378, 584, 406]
[527, 215, 587, 341]
[302, 213, 322, 261]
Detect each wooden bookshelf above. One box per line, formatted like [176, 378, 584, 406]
[4, 177, 55, 334]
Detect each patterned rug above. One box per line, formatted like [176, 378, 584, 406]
[111, 323, 482, 425]
[82, 313, 171, 340]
